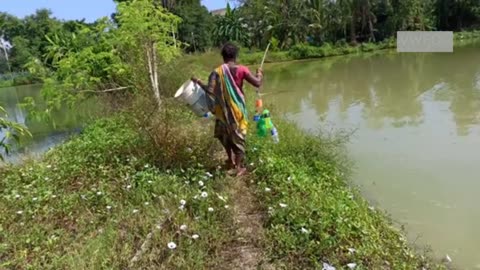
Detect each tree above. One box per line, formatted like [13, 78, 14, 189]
[213, 3, 249, 46]
[173, 0, 214, 52]
[116, 0, 181, 108]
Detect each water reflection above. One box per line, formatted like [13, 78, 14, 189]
[0, 84, 97, 162]
[264, 45, 480, 136]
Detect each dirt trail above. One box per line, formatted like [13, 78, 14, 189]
[216, 175, 273, 270]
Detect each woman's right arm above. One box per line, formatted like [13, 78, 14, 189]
[192, 72, 216, 96]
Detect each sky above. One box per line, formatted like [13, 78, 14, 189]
[0, 0, 231, 22]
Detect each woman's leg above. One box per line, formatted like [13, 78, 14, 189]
[231, 139, 247, 176]
[215, 120, 235, 169]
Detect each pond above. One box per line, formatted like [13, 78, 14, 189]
[0, 84, 97, 163]
[263, 41, 480, 269]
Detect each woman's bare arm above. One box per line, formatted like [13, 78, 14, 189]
[245, 68, 263, 88]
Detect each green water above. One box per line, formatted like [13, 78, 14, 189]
[0, 84, 97, 162]
[263, 42, 480, 269]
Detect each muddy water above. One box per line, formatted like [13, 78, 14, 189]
[262, 42, 480, 269]
[0, 84, 97, 163]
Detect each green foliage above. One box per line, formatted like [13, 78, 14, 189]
[212, 3, 249, 46]
[173, 1, 214, 52]
[0, 105, 31, 161]
[236, 0, 480, 48]
[0, 114, 234, 268]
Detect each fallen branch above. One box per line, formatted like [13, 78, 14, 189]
[77, 86, 131, 94]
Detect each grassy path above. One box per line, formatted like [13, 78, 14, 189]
[216, 175, 272, 270]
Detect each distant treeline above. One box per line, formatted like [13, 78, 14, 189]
[1, 0, 480, 76]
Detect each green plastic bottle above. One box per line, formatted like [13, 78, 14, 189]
[257, 116, 268, 137]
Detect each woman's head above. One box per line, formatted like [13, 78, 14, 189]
[221, 42, 239, 62]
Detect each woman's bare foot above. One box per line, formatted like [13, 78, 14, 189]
[236, 167, 248, 177]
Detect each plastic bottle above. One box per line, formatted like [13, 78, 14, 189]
[271, 126, 279, 144]
[257, 116, 268, 137]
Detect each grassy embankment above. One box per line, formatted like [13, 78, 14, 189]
[1, 31, 469, 268]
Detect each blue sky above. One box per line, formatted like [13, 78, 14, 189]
[0, 0, 231, 22]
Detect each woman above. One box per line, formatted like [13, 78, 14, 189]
[192, 43, 263, 176]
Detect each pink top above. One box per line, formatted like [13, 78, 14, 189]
[231, 65, 251, 93]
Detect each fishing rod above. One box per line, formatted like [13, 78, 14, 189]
[255, 42, 271, 111]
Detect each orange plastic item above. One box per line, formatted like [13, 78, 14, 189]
[255, 98, 263, 109]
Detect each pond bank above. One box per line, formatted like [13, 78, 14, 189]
[0, 99, 448, 268]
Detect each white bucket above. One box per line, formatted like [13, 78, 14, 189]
[174, 80, 210, 117]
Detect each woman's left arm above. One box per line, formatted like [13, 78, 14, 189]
[245, 67, 263, 88]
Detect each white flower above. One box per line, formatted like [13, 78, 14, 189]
[32, 197, 38, 201]
[44, 177, 49, 181]
[46, 165, 52, 169]
[279, 203, 287, 208]
[132, 209, 139, 214]
[167, 242, 177, 249]
[198, 181, 204, 187]
[192, 234, 199, 239]
[156, 225, 162, 230]
[253, 147, 258, 151]
[180, 199, 186, 205]
[15, 194, 21, 199]
[347, 263, 357, 269]
[201, 192, 208, 198]
[126, 185, 132, 189]
[144, 164, 150, 168]
[301, 227, 309, 234]
[147, 180, 153, 184]
[287, 176, 292, 181]
[52, 195, 57, 198]
[250, 162, 254, 166]
[16, 210, 23, 215]
[208, 207, 214, 212]
[144, 202, 150, 206]
[322, 262, 336, 270]
[106, 205, 112, 210]
[179, 205, 185, 210]
[348, 248, 356, 254]
[180, 224, 187, 231]
[224, 205, 230, 209]
[265, 187, 271, 192]
[205, 172, 213, 178]
[96, 191, 102, 196]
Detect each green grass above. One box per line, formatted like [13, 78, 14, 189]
[0, 114, 235, 269]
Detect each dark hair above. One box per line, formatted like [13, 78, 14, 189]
[221, 42, 239, 62]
